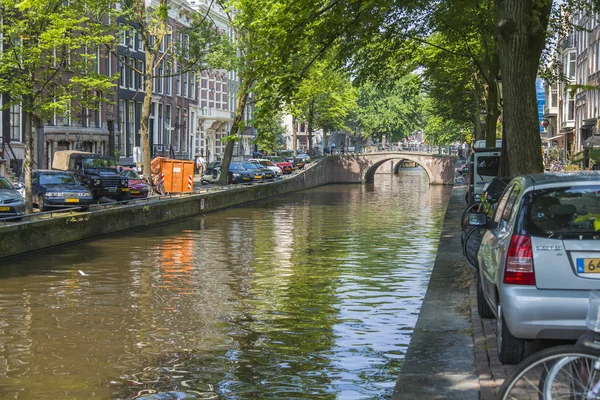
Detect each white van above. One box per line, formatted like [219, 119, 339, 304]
[467, 142, 502, 204]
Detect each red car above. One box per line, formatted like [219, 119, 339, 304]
[119, 168, 149, 198]
[269, 156, 293, 174]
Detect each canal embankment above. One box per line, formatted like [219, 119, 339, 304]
[0, 159, 331, 259]
[392, 186, 479, 399]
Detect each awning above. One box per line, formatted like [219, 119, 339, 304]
[583, 135, 600, 150]
[541, 134, 565, 142]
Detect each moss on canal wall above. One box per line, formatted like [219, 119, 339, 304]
[0, 159, 330, 259]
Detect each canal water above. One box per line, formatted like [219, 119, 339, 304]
[0, 168, 452, 399]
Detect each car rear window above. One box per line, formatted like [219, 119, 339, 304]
[40, 173, 77, 185]
[520, 185, 600, 237]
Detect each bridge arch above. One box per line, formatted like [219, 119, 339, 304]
[363, 155, 433, 183]
[325, 152, 456, 185]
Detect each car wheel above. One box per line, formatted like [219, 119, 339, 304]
[497, 301, 526, 364]
[477, 273, 494, 319]
[38, 195, 47, 212]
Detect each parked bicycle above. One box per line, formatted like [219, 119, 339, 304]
[498, 291, 600, 399]
[151, 172, 166, 196]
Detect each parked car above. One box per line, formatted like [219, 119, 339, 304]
[52, 151, 129, 201]
[201, 162, 255, 185]
[240, 162, 275, 182]
[119, 168, 149, 198]
[28, 170, 93, 211]
[470, 172, 600, 364]
[268, 156, 294, 174]
[248, 158, 283, 176]
[295, 151, 311, 163]
[279, 151, 305, 169]
[0, 176, 25, 218]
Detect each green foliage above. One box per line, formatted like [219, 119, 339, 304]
[292, 57, 357, 133]
[0, 0, 117, 117]
[422, 97, 472, 145]
[353, 74, 423, 142]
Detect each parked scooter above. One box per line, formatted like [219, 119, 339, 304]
[201, 163, 220, 185]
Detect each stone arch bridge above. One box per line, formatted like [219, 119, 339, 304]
[325, 152, 457, 185]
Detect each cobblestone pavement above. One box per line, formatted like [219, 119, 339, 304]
[470, 284, 516, 399]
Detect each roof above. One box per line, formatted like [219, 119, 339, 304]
[52, 150, 97, 171]
[521, 172, 600, 188]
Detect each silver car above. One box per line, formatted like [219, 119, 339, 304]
[472, 172, 600, 364]
[0, 176, 25, 218]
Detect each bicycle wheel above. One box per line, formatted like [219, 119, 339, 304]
[498, 345, 600, 400]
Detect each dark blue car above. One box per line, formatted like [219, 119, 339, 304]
[31, 170, 93, 211]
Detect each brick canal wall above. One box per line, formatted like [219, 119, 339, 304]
[0, 159, 330, 259]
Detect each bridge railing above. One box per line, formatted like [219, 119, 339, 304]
[359, 144, 459, 156]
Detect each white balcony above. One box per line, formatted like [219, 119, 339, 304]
[198, 108, 231, 122]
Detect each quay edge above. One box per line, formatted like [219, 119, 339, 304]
[392, 186, 478, 399]
[0, 160, 332, 259]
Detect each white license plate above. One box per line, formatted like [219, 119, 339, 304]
[108, 187, 117, 192]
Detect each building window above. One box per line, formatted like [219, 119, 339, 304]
[550, 86, 558, 109]
[119, 25, 127, 47]
[129, 27, 136, 51]
[128, 101, 135, 155]
[165, 104, 171, 146]
[183, 72, 188, 98]
[568, 97, 575, 121]
[119, 100, 126, 152]
[137, 60, 144, 90]
[175, 106, 181, 151]
[129, 57, 135, 89]
[137, 29, 144, 51]
[9, 104, 21, 142]
[183, 108, 188, 152]
[190, 72, 196, 100]
[94, 93, 102, 128]
[80, 106, 89, 127]
[156, 60, 164, 93]
[119, 56, 126, 88]
[569, 52, 576, 80]
[63, 103, 71, 126]
[165, 63, 172, 95]
[158, 102, 163, 146]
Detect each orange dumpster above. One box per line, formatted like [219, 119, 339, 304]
[150, 157, 195, 193]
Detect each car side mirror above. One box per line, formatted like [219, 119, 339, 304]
[468, 212, 487, 227]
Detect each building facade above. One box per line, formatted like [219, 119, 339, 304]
[0, 0, 254, 179]
[546, 6, 600, 162]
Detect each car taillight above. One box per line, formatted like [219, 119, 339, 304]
[504, 234, 536, 285]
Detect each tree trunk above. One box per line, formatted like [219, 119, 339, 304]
[140, 50, 155, 179]
[23, 102, 34, 214]
[485, 80, 500, 148]
[218, 89, 248, 185]
[496, 0, 551, 177]
[307, 100, 314, 157]
[292, 116, 297, 155]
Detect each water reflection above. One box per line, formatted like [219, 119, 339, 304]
[0, 168, 451, 399]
